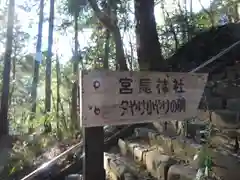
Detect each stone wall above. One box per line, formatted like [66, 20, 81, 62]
[199, 62, 240, 129]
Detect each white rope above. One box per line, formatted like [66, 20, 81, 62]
[190, 40, 240, 73]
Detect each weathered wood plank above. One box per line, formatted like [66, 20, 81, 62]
[81, 71, 208, 127]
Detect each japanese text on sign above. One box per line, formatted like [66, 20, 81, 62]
[119, 97, 186, 116]
[81, 71, 208, 127]
[119, 77, 185, 94]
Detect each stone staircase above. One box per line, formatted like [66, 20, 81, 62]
[200, 63, 240, 130]
[101, 63, 240, 180]
[65, 63, 240, 180]
[103, 124, 240, 180]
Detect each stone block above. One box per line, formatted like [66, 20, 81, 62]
[104, 153, 128, 179]
[171, 138, 201, 161]
[226, 64, 240, 72]
[104, 153, 141, 180]
[168, 120, 184, 135]
[127, 141, 153, 163]
[210, 72, 225, 81]
[227, 70, 238, 80]
[221, 128, 240, 138]
[186, 123, 206, 138]
[123, 137, 177, 180]
[227, 98, 240, 111]
[148, 132, 201, 162]
[153, 122, 178, 136]
[167, 165, 197, 180]
[195, 110, 212, 121]
[210, 150, 240, 180]
[199, 97, 223, 110]
[118, 139, 128, 156]
[134, 127, 156, 138]
[145, 150, 176, 179]
[148, 132, 174, 153]
[153, 122, 164, 132]
[121, 173, 135, 180]
[215, 85, 240, 98]
[211, 110, 240, 128]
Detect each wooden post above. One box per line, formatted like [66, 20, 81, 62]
[83, 127, 105, 180]
[81, 71, 105, 180]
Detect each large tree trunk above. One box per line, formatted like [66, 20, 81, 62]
[134, 0, 166, 71]
[0, 0, 15, 137]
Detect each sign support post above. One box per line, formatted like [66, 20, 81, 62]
[83, 127, 105, 180]
[82, 70, 105, 180]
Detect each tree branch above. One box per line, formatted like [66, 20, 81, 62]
[88, 0, 116, 31]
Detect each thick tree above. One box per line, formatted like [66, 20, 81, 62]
[135, 0, 167, 71]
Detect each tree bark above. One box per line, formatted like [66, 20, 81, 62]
[31, 0, 44, 121]
[71, 10, 80, 130]
[45, 0, 54, 113]
[134, 0, 166, 71]
[0, 0, 15, 137]
[88, 0, 128, 71]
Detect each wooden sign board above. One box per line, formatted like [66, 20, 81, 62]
[80, 71, 208, 127]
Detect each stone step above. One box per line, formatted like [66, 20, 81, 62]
[226, 63, 240, 72]
[221, 128, 240, 138]
[226, 64, 240, 80]
[167, 164, 197, 180]
[104, 152, 152, 180]
[118, 138, 176, 180]
[148, 132, 201, 162]
[208, 149, 240, 180]
[147, 130, 240, 180]
[153, 122, 179, 137]
[210, 72, 226, 81]
[196, 110, 240, 128]
[226, 70, 240, 80]
[116, 127, 240, 180]
[211, 110, 240, 129]
[226, 98, 240, 111]
[199, 97, 223, 110]
[213, 84, 240, 98]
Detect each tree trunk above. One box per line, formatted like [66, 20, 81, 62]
[31, 0, 44, 121]
[0, 0, 15, 137]
[233, 2, 239, 22]
[45, 0, 54, 113]
[103, 29, 110, 69]
[112, 27, 127, 70]
[71, 10, 80, 130]
[88, 0, 128, 71]
[134, 0, 166, 71]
